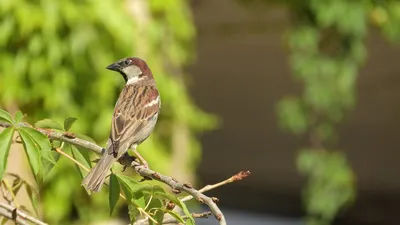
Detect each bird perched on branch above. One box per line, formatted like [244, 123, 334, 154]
[82, 57, 161, 192]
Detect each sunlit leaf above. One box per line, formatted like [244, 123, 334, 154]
[35, 119, 64, 130]
[14, 111, 24, 124]
[109, 173, 120, 216]
[116, 174, 140, 195]
[63, 117, 77, 131]
[19, 127, 54, 163]
[0, 109, 13, 123]
[17, 128, 41, 176]
[70, 145, 91, 179]
[0, 128, 14, 180]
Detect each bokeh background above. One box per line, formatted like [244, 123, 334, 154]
[1, 0, 400, 225]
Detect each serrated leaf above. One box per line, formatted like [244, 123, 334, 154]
[132, 184, 154, 199]
[0, 109, 13, 123]
[120, 180, 133, 202]
[17, 128, 41, 176]
[63, 117, 77, 131]
[116, 174, 140, 199]
[109, 174, 120, 216]
[35, 119, 64, 130]
[0, 128, 14, 181]
[19, 127, 54, 164]
[70, 145, 91, 179]
[14, 111, 24, 124]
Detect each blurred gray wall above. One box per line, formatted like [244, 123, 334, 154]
[189, 0, 400, 224]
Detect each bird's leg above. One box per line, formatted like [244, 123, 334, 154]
[133, 149, 149, 168]
[118, 153, 136, 172]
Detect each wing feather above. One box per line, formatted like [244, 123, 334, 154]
[108, 84, 160, 156]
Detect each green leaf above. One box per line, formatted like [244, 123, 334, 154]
[0, 218, 8, 225]
[11, 176, 23, 196]
[120, 180, 133, 202]
[128, 204, 139, 225]
[132, 184, 154, 199]
[0, 109, 13, 123]
[145, 195, 163, 225]
[14, 111, 24, 124]
[179, 199, 195, 223]
[63, 117, 77, 131]
[19, 127, 54, 163]
[186, 219, 195, 225]
[155, 191, 181, 207]
[0, 127, 14, 180]
[25, 183, 38, 215]
[153, 209, 164, 225]
[109, 174, 120, 216]
[116, 174, 140, 198]
[17, 128, 41, 176]
[35, 119, 64, 130]
[165, 210, 185, 223]
[70, 145, 91, 179]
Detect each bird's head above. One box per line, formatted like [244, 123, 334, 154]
[106, 57, 153, 84]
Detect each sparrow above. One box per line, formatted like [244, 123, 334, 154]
[82, 57, 161, 192]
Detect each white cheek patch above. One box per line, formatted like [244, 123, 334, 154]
[127, 76, 144, 85]
[144, 96, 160, 108]
[122, 65, 143, 84]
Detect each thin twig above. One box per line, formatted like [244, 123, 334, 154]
[135, 211, 212, 225]
[0, 207, 29, 225]
[122, 158, 226, 224]
[181, 171, 251, 202]
[54, 147, 157, 224]
[54, 148, 90, 172]
[2, 180, 20, 207]
[0, 121, 244, 225]
[0, 202, 47, 225]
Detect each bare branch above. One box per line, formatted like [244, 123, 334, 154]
[181, 171, 251, 202]
[134, 211, 212, 225]
[0, 202, 47, 225]
[0, 121, 253, 225]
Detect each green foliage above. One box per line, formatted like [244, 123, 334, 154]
[0, 113, 199, 224]
[109, 174, 120, 216]
[298, 150, 355, 225]
[116, 174, 194, 224]
[269, 0, 400, 224]
[0, 0, 215, 224]
[0, 127, 14, 180]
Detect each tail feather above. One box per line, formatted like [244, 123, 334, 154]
[82, 153, 116, 192]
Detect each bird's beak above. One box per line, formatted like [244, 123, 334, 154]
[106, 62, 120, 71]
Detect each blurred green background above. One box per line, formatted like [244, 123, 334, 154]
[1, 0, 400, 224]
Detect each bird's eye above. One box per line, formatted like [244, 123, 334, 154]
[125, 59, 132, 66]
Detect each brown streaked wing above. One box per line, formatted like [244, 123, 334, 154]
[109, 85, 159, 156]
